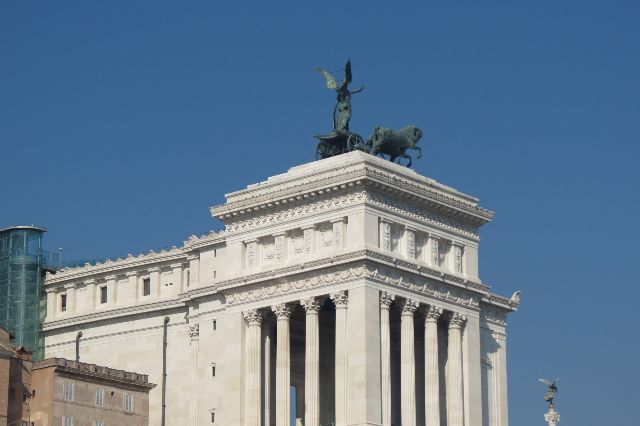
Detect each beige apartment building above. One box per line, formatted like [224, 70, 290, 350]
[30, 358, 155, 426]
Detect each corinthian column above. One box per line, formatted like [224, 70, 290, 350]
[186, 323, 200, 426]
[424, 306, 443, 426]
[244, 310, 263, 426]
[380, 292, 395, 426]
[447, 313, 466, 426]
[330, 291, 348, 426]
[302, 297, 321, 426]
[262, 318, 274, 426]
[401, 299, 418, 426]
[272, 304, 293, 426]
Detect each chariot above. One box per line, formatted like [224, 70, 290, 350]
[314, 129, 366, 159]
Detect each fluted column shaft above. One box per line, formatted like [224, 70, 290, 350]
[302, 297, 321, 426]
[331, 291, 349, 426]
[273, 304, 292, 426]
[244, 311, 263, 426]
[187, 324, 200, 426]
[380, 292, 394, 426]
[425, 307, 443, 426]
[262, 319, 273, 426]
[401, 299, 418, 426]
[447, 313, 466, 426]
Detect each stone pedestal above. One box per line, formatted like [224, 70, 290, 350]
[544, 405, 560, 426]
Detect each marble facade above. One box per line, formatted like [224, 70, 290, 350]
[42, 151, 518, 426]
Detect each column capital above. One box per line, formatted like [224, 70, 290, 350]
[186, 323, 200, 338]
[244, 309, 263, 326]
[301, 296, 321, 314]
[448, 312, 466, 329]
[330, 290, 348, 308]
[380, 291, 395, 309]
[272, 303, 293, 320]
[400, 298, 418, 316]
[425, 305, 443, 322]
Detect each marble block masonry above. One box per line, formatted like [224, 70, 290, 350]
[42, 151, 518, 426]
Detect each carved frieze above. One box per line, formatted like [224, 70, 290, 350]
[224, 190, 479, 240]
[303, 227, 313, 254]
[430, 236, 439, 266]
[318, 222, 335, 248]
[275, 235, 284, 260]
[289, 230, 305, 257]
[246, 240, 257, 268]
[406, 229, 416, 259]
[381, 220, 391, 252]
[454, 244, 463, 274]
[223, 260, 480, 309]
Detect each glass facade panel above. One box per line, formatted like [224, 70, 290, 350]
[0, 227, 46, 359]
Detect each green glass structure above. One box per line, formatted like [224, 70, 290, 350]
[0, 225, 56, 359]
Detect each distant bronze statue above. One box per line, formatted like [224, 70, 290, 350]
[539, 378, 559, 407]
[315, 60, 364, 131]
[367, 125, 423, 167]
[314, 60, 366, 159]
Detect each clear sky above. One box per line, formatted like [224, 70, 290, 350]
[2, 1, 639, 424]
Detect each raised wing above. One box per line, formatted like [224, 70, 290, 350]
[539, 378, 553, 386]
[314, 67, 337, 90]
[344, 59, 352, 85]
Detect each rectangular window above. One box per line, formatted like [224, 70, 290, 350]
[212, 319, 217, 331]
[63, 382, 75, 401]
[143, 278, 150, 296]
[213, 270, 217, 279]
[210, 409, 216, 423]
[63, 416, 74, 426]
[100, 286, 108, 304]
[124, 393, 134, 413]
[95, 388, 105, 407]
[211, 363, 216, 377]
[61, 294, 67, 312]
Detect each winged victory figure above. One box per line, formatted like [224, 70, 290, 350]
[315, 59, 364, 132]
[539, 378, 559, 407]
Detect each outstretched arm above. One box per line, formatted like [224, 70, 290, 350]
[351, 86, 365, 94]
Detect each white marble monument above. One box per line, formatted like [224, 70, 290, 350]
[43, 151, 518, 426]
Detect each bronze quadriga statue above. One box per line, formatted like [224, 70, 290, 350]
[314, 59, 423, 167]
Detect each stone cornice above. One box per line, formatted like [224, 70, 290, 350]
[176, 248, 509, 311]
[42, 299, 186, 331]
[221, 190, 480, 241]
[183, 230, 226, 251]
[45, 247, 187, 284]
[211, 152, 492, 228]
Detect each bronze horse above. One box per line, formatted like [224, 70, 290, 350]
[367, 125, 423, 167]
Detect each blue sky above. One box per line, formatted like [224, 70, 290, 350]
[2, 1, 639, 424]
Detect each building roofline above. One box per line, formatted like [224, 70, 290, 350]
[0, 225, 48, 233]
[33, 357, 156, 390]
